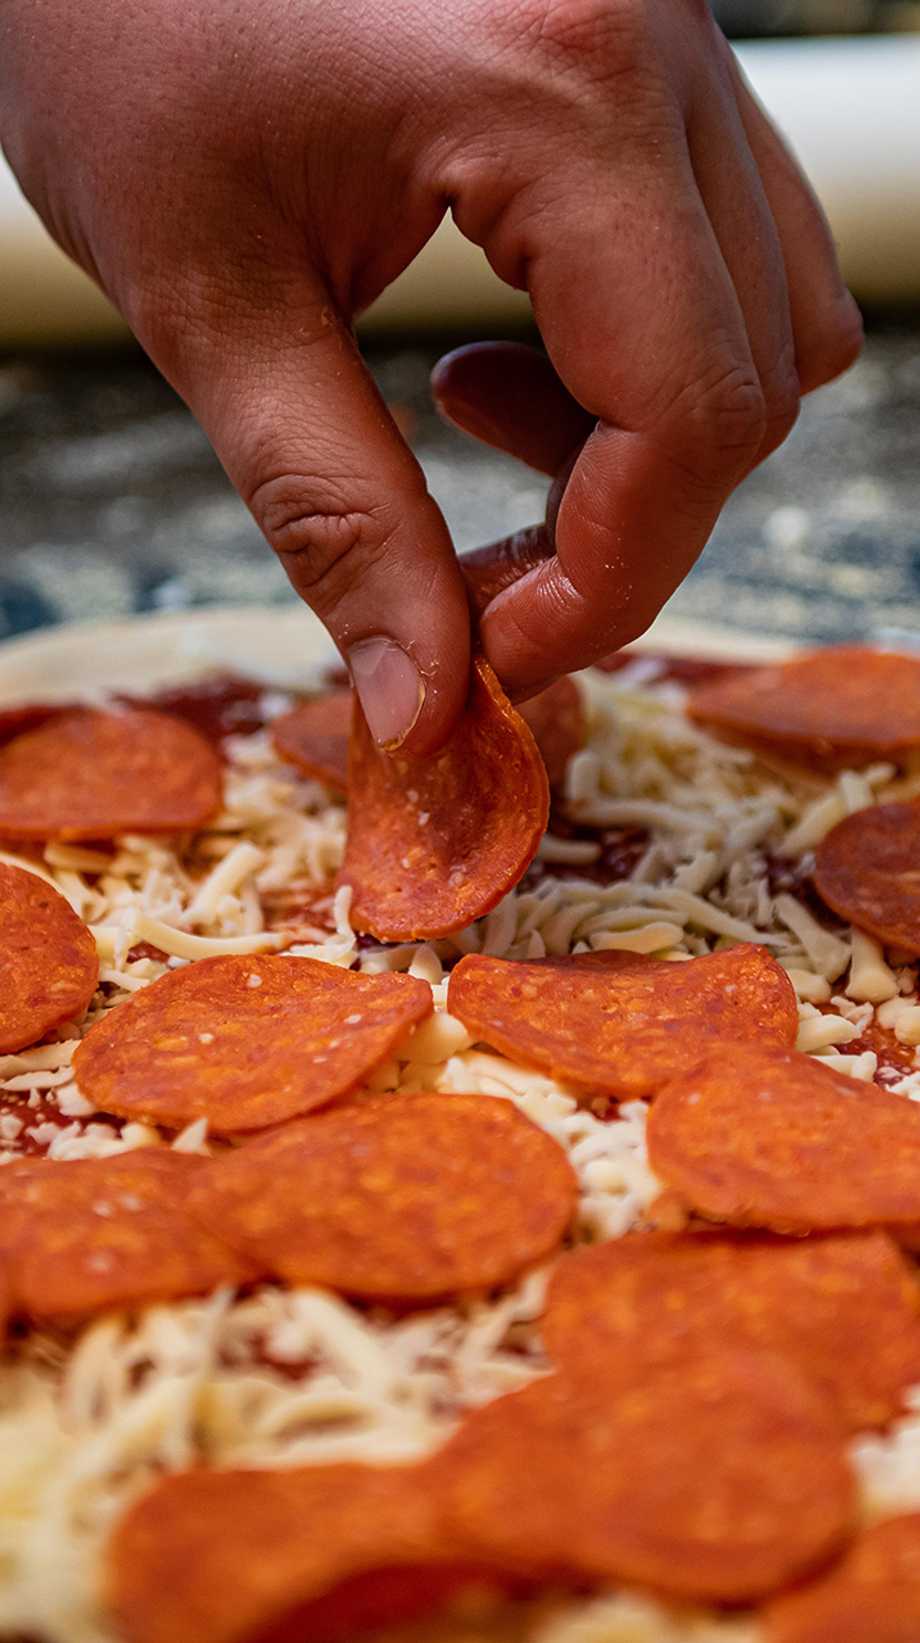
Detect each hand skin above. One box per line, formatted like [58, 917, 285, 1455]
[0, 0, 862, 751]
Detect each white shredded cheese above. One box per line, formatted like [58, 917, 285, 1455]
[0, 655, 918, 1643]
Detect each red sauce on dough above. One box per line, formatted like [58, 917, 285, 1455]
[120, 673, 285, 744]
[523, 818, 649, 890]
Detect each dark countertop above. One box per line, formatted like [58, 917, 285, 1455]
[1, 322, 919, 649]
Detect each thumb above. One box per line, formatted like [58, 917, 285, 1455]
[160, 279, 470, 755]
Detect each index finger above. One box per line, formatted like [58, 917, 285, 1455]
[479, 154, 770, 690]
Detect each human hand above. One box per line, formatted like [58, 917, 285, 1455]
[1, 0, 861, 750]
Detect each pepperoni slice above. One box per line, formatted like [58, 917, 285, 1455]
[74, 954, 432, 1135]
[275, 677, 582, 799]
[544, 1228, 920, 1433]
[687, 646, 920, 768]
[107, 1462, 501, 1643]
[272, 690, 351, 791]
[647, 1042, 920, 1238]
[341, 659, 549, 941]
[814, 802, 920, 955]
[433, 1354, 853, 1603]
[189, 1093, 576, 1303]
[0, 863, 99, 1052]
[765, 1513, 920, 1643]
[0, 708, 222, 840]
[447, 945, 798, 1098]
[0, 1150, 250, 1321]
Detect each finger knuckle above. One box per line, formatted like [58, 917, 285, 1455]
[249, 472, 400, 611]
[504, 0, 652, 77]
[662, 361, 767, 488]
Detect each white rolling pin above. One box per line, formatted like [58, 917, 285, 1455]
[0, 36, 918, 345]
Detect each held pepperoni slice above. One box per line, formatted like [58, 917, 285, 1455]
[765, 1514, 920, 1643]
[814, 801, 920, 955]
[274, 677, 583, 798]
[647, 1042, 920, 1238]
[73, 954, 432, 1135]
[189, 1093, 577, 1304]
[447, 945, 798, 1098]
[272, 690, 351, 791]
[544, 1229, 920, 1433]
[340, 658, 549, 941]
[107, 1463, 500, 1643]
[0, 708, 222, 840]
[432, 1355, 853, 1604]
[0, 1150, 250, 1322]
[0, 863, 99, 1052]
[687, 646, 920, 768]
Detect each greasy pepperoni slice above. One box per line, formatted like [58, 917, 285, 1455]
[73, 954, 432, 1135]
[0, 708, 222, 840]
[189, 1093, 576, 1303]
[432, 1354, 853, 1603]
[647, 1042, 920, 1238]
[687, 646, 920, 768]
[765, 1513, 920, 1643]
[814, 802, 920, 955]
[341, 659, 549, 941]
[0, 1149, 250, 1321]
[447, 945, 798, 1098]
[0, 863, 98, 1052]
[107, 1462, 500, 1643]
[271, 691, 351, 791]
[544, 1228, 920, 1433]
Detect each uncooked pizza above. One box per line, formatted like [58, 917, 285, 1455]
[4, 636, 920, 1642]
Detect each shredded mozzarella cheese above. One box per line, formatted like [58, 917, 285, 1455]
[1, 659, 918, 1641]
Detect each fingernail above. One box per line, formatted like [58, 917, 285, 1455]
[347, 638, 425, 750]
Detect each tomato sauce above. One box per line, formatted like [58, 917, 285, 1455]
[121, 673, 287, 743]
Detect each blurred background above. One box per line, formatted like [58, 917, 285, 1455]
[1, 11, 918, 650]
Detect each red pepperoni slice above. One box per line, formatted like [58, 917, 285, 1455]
[189, 1092, 577, 1303]
[0, 863, 98, 1052]
[0, 708, 222, 840]
[73, 954, 432, 1134]
[107, 1462, 507, 1643]
[814, 801, 920, 955]
[271, 690, 351, 791]
[341, 659, 549, 941]
[447, 944, 798, 1098]
[432, 1354, 853, 1603]
[647, 1042, 920, 1238]
[765, 1513, 920, 1643]
[0, 1149, 250, 1321]
[544, 1228, 920, 1433]
[687, 646, 920, 768]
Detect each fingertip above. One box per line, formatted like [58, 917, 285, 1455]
[405, 629, 473, 757]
